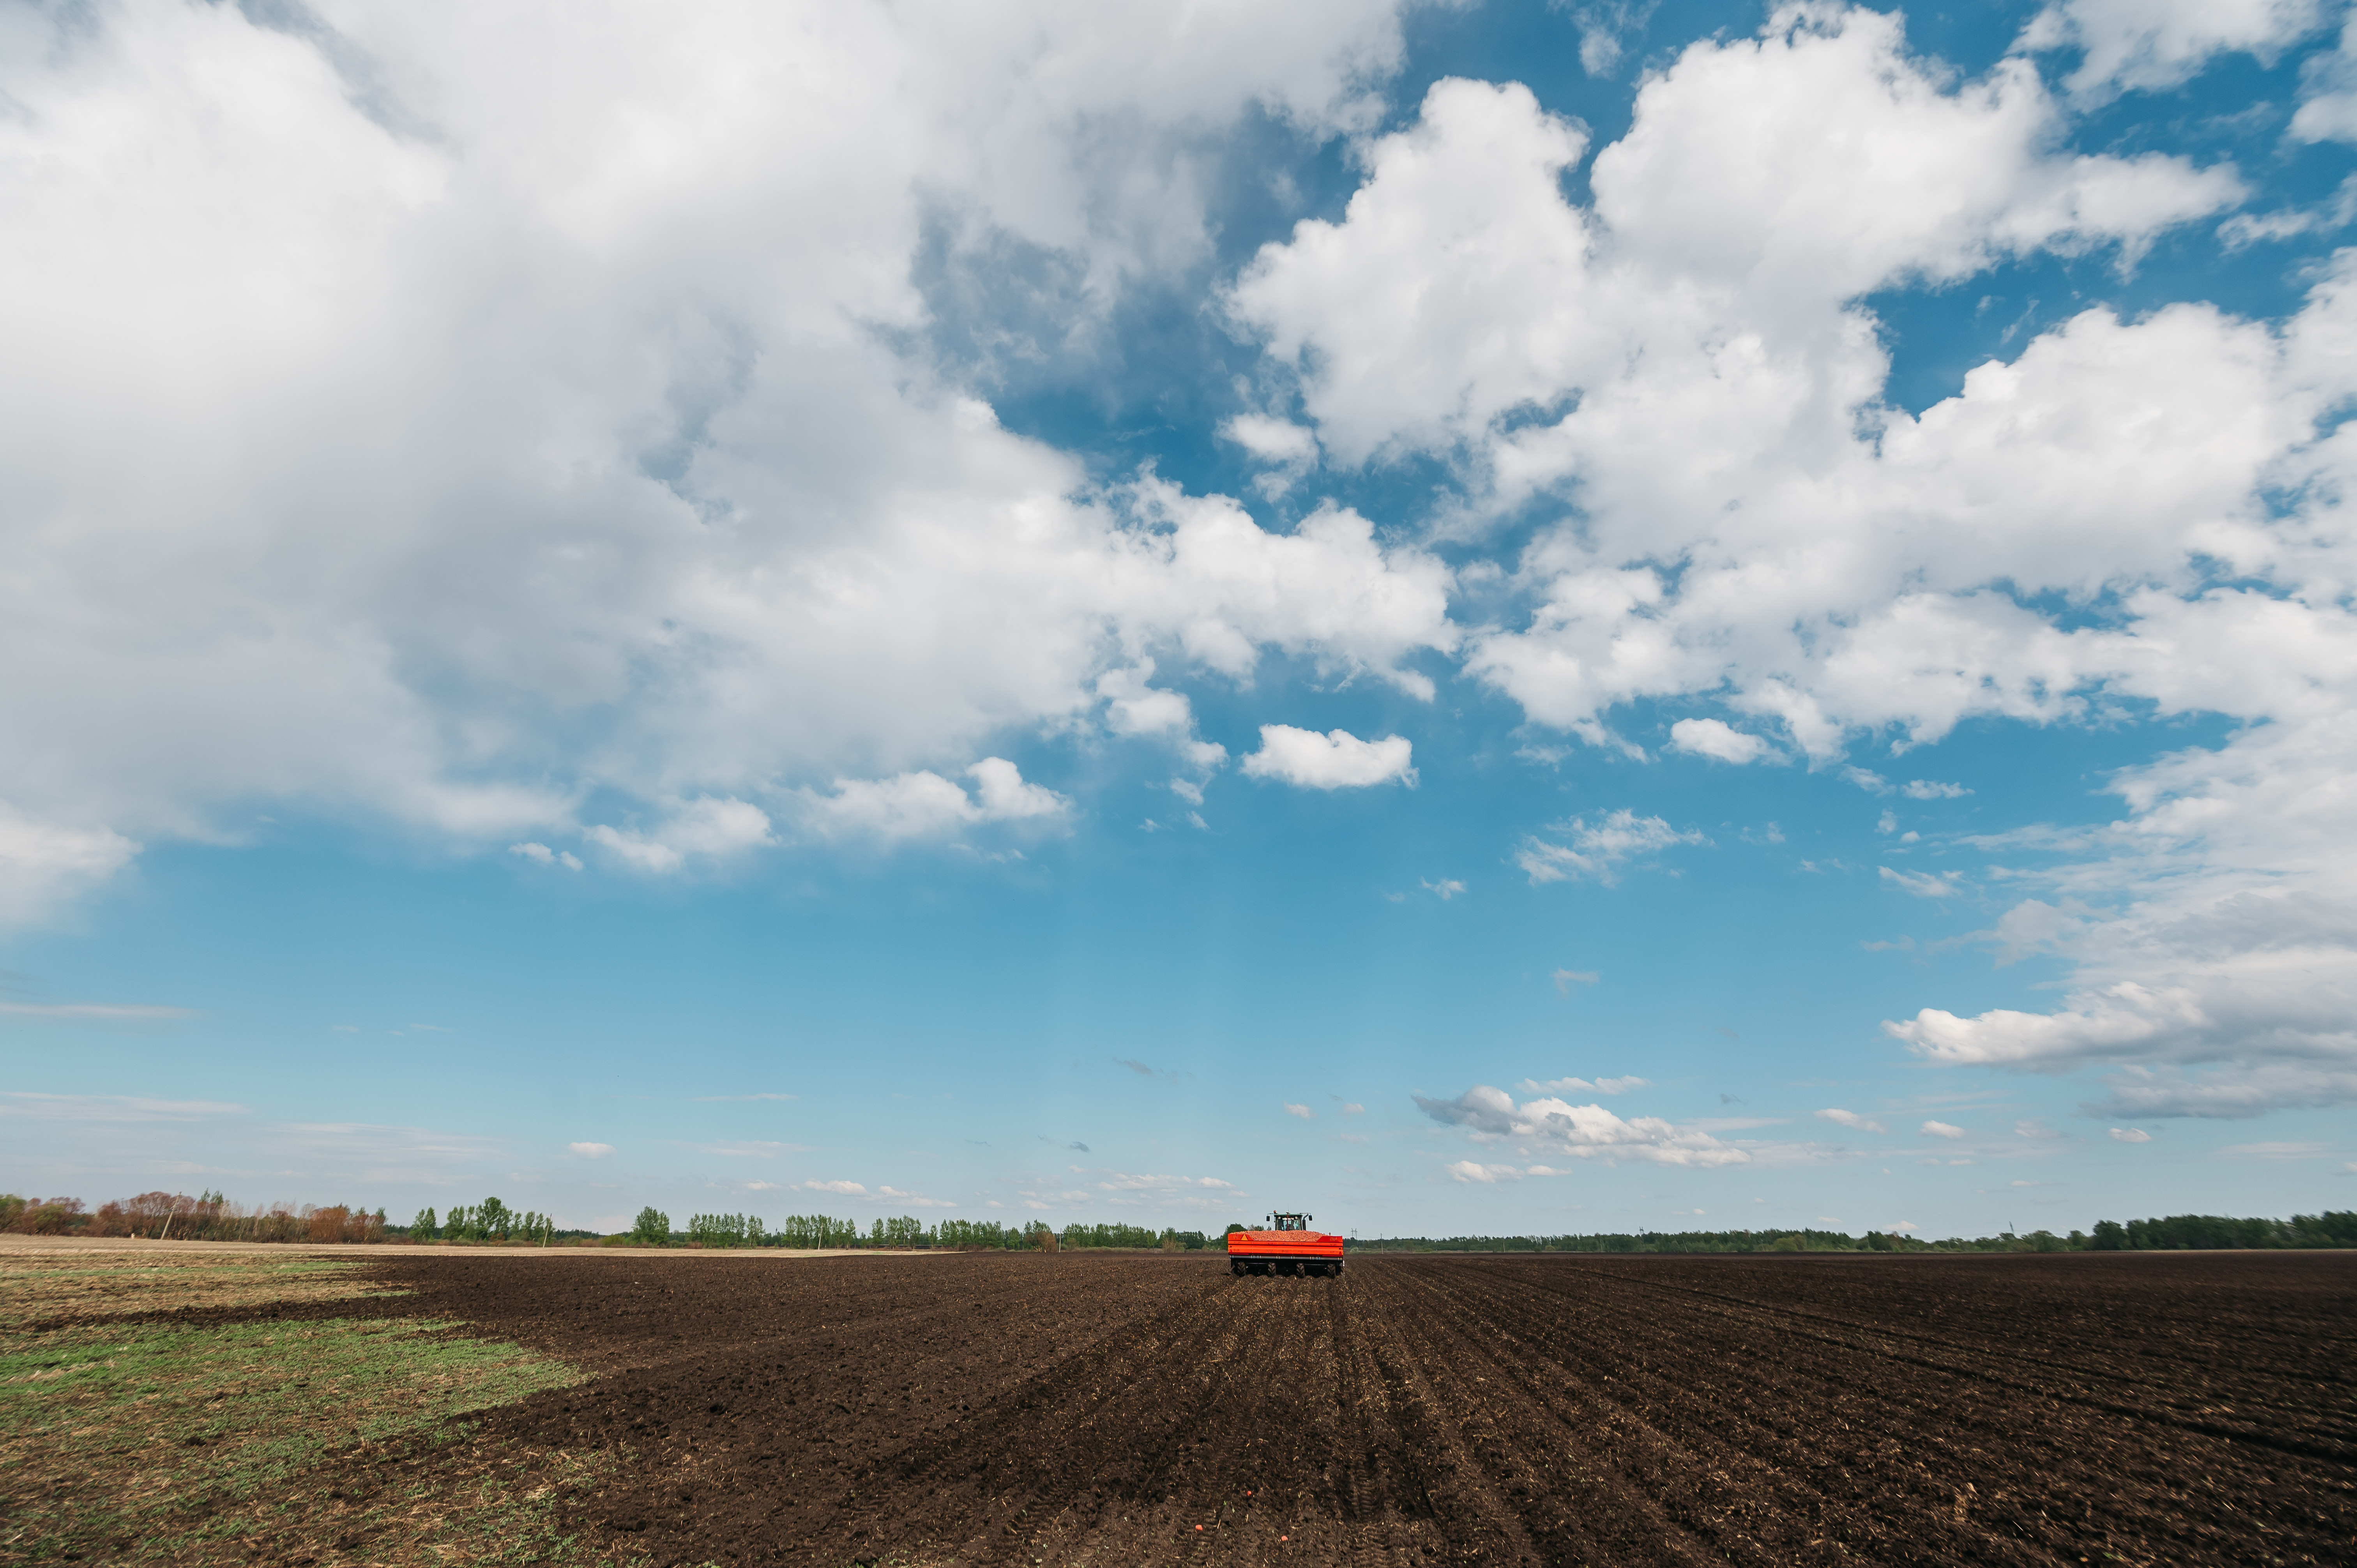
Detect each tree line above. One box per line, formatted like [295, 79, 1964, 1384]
[1351, 1210, 2357, 1254]
[408, 1199, 561, 1244]
[1, 1191, 388, 1243]
[610, 1210, 1216, 1250]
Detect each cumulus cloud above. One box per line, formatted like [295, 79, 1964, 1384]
[1416, 1084, 1748, 1166]
[1669, 718, 1774, 764]
[2293, 18, 2357, 142]
[2020, 0, 2325, 102]
[510, 842, 584, 871]
[0, 0, 1424, 885]
[568, 1141, 615, 1158]
[1220, 413, 1320, 463]
[1920, 1120, 1966, 1139]
[1219, 3, 2357, 1129]
[1281, 1102, 1314, 1119]
[2109, 1127, 2154, 1143]
[797, 760, 1064, 842]
[1517, 810, 1701, 886]
[587, 797, 776, 871]
[1816, 1107, 1889, 1134]
[1421, 877, 1466, 899]
[1241, 726, 1416, 789]
[797, 1179, 868, 1196]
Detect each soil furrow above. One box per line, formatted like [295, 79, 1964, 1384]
[335, 1248, 2355, 1567]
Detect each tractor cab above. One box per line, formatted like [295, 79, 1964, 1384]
[1269, 1212, 1310, 1231]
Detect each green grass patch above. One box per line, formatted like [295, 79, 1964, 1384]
[0, 1255, 395, 1330]
[0, 1317, 590, 1564]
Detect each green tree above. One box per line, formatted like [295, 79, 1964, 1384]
[632, 1206, 670, 1245]
[411, 1207, 438, 1239]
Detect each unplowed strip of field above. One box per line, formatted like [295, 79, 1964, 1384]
[348, 1250, 2350, 1567]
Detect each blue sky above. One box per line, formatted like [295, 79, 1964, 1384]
[6, 0, 2357, 1238]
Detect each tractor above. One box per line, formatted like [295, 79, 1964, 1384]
[1224, 1211, 1344, 1277]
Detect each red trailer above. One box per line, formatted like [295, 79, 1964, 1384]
[1224, 1211, 1344, 1277]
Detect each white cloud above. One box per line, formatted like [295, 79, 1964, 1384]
[1219, 413, 1319, 465]
[0, 0, 1425, 892]
[568, 1141, 615, 1158]
[1336, 1100, 1365, 1115]
[0, 802, 140, 931]
[2021, 0, 2325, 102]
[2090, 1065, 2357, 1119]
[1901, 780, 1972, 800]
[2110, 1127, 2152, 1142]
[0, 1001, 193, 1023]
[797, 760, 1065, 841]
[1445, 1160, 1520, 1183]
[1241, 726, 1415, 789]
[1518, 1075, 1646, 1095]
[1069, 1169, 1245, 1213]
[2220, 1139, 2330, 1160]
[1668, 718, 1774, 764]
[1095, 662, 1196, 739]
[1417, 1084, 1748, 1167]
[1090, 1170, 1240, 1195]
[1281, 1102, 1314, 1119]
[509, 841, 584, 870]
[0, 1092, 247, 1122]
[1570, 2, 1651, 77]
[585, 797, 775, 872]
[797, 1179, 868, 1196]
[2293, 19, 2357, 142]
[1920, 1119, 1966, 1139]
[1549, 968, 1601, 992]
[1880, 866, 1962, 899]
[1421, 877, 1466, 899]
[1517, 810, 1701, 885]
[1816, 1107, 1888, 1134]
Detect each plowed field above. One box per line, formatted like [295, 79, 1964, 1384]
[327, 1250, 2356, 1567]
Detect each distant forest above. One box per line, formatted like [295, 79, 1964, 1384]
[1350, 1211, 2357, 1254]
[1, 1191, 387, 1243]
[9, 1192, 2353, 1254]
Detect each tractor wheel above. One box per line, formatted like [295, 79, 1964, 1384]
[1230, 1260, 1244, 1277]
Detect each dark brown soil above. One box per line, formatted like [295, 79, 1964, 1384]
[348, 1250, 2355, 1566]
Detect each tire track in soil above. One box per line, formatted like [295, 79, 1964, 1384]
[361, 1250, 2356, 1568]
